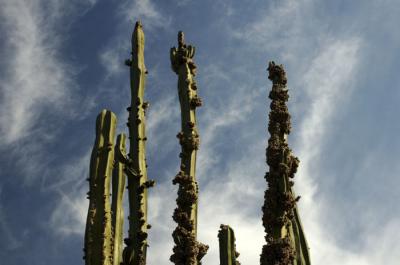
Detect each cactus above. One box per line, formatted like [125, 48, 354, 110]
[218, 225, 241, 265]
[83, 22, 311, 265]
[111, 134, 127, 265]
[260, 62, 311, 265]
[84, 110, 117, 265]
[122, 21, 154, 265]
[170, 31, 208, 265]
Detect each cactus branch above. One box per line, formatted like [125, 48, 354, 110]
[122, 21, 153, 265]
[218, 225, 241, 265]
[170, 31, 208, 265]
[112, 134, 127, 265]
[84, 109, 117, 265]
[260, 62, 311, 265]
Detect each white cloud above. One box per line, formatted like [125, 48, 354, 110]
[47, 149, 91, 236]
[197, 63, 265, 177]
[118, 0, 171, 30]
[0, 0, 70, 145]
[146, 95, 180, 156]
[50, 188, 88, 236]
[0, 0, 96, 146]
[293, 38, 363, 264]
[99, 40, 129, 79]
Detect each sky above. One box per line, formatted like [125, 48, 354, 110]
[0, 0, 400, 264]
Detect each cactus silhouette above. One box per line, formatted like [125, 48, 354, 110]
[170, 31, 208, 265]
[83, 22, 311, 265]
[260, 62, 311, 265]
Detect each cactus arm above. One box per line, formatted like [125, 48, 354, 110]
[170, 31, 208, 265]
[260, 62, 311, 265]
[290, 201, 311, 265]
[84, 109, 117, 265]
[218, 225, 241, 265]
[123, 21, 154, 265]
[111, 134, 127, 265]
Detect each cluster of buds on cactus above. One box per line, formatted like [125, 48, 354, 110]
[170, 31, 208, 265]
[260, 62, 311, 265]
[83, 22, 310, 265]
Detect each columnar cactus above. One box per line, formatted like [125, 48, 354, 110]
[218, 225, 240, 265]
[84, 110, 117, 265]
[112, 134, 127, 265]
[170, 31, 208, 265]
[122, 21, 154, 265]
[260, 62, 310, 265]
[83, 22, 312, 265]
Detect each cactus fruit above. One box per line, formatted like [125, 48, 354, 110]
[218, 225, 240, 265]
[122, 21, 154, 265]
[260, 62, 311, 265]
[84, 110, 117, 265]
[170, 31, 209, 265]
[111, 134, 127, 265]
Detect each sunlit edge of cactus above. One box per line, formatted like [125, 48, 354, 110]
[112, 133, 127, 265]
[122, 21, 154, 265]
[84, 109, 117, 265]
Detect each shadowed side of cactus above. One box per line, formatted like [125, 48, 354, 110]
[84, 110, 117, 265]
[218, 225, 240, 265]
[112, 134, 127, 265]
[122, 21, 154, 265]
[170, 31, 208, 265]
[260, 62, 311, 265]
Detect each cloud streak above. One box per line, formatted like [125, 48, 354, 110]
[294, 38, 363, 265]
[118, 0, 171, 30]
[0, 0, 97, 146]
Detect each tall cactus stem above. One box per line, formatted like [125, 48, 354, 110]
[218, 225, 241, 265]
[84, 109, 117, 265]
[260, 62, 311, 265]
[112, 133, 127, 265]
[170, 31, 208, 265]
[122, 21, 153, 265]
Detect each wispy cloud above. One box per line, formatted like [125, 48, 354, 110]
[118, 0, 171, 30]
[50, 188, 88, 236]
[147, 95, 180, 155]
[294, 38, 362, 264]
[0, 0, 96, 146]
[47, 149, 90, 236]
[0, 0, 71, 145]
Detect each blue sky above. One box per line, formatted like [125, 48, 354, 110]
[1, 0, 400, 264]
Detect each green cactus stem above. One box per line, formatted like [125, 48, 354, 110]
[218, 225, 241, 265]
[122, 21, 154, 265]
[84, 109, 117, 265]
[112, 134, 127, 265]
[260, 62, 311, 265]
[170, 31, 208, 265]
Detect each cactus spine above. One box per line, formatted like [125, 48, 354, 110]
[123, 21, 153, 265]
[218, 225, 241, 265]
[112, 134, 127, 265]
[260, 62, 310, 265]
[84, 110, 117, 265]
[170, 31, 208, 265]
